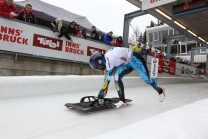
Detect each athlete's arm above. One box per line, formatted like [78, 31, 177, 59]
[98, 69, 113, 99]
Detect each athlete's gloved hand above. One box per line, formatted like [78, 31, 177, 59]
[98, 99, 104, 105]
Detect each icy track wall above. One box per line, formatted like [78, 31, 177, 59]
[0, 76, 131, 99]
[0, 76, 207, 100]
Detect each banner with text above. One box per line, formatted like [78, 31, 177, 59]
[158, 58, 163, 73]
[0, 17, 111, 63]
[150, 58, 159, 78]
[142, 0, 176, 10]
[179, 64, 196, 78]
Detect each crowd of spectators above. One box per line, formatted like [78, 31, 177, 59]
[131, 44, 207, 76]
[131, 44, 159, 61]
[131, 43, 192, 65]
[170, 55, 190, 65]
[0, 0, 123, 47]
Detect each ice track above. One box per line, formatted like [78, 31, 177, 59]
[0, 76, 208, 139]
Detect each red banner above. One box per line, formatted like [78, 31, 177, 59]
[87, 46, 106, 56]
[169, 61, 176, 75]
[162, 59, 169, 73]
[33, 34, 63, 51]
[158, 58, 163, 73]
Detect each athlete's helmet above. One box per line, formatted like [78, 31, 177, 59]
[89, 52, 106, 70]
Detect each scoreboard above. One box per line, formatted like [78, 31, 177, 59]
[173, 0, 208, 17]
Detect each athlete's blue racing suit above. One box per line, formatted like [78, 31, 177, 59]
[98, 48, 163, 103]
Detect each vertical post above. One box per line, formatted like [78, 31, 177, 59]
[14, 53, 18, 62]
[166, 37, 171, 60]
[123, 14, 132, 48]
[190, 47, 194, 66]
[80, 62, 82, 69]
[206, 54, 208, 76]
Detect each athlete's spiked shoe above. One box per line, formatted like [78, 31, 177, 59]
[159, 88, 166, 102]
[114, 101, 127, 108]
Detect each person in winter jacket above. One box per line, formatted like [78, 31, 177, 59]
[76, 25, 82, 37]
[141, 45, 147, 61]
[0, 0, 18, 18]
[102, 31, 113, 45]
[90, 26, 99, 41]
[146, 44, 152, 55]
[112, 36, 123, 47]
[82, 29, 87, 39]
[58, 21, 77, 42]
[17, 4, 36, 24]
[151, 49, 159, 58]
[49, 18, 62, 33]
[132, 43, 141, 53]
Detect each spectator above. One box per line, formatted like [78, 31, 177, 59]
[158, 51, 164, 59]
[132, 43, 141, 53]
[198, 69, 203, 75]
[141, 44, 147, 60]
[180, 58, 184, 64]
[90, 26, 99, 41]
[102, 31, 113, 45]
[76, 25, 82, 37]
[170, 55, 176, 62]
[176, 57, 180, 63]
[100, 34, 104, 41]
[146, 44, 152, 55]
[58, 21, 77, 42]
[112, 36, 123, 47]
[81, 28, 87, 39]
[0, 0, 18, 18]
[151, 49, 159, 58]
[17, 4, 36, 24]
[49, 18, 62, 33]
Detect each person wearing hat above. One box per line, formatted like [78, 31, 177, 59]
[101, 31, 113, 45]
[132, 43, 141, 53]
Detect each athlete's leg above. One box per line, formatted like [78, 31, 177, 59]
[128, 52, 164, 94]
[114, 65, 133, 103]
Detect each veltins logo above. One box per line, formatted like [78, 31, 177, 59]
[87, 46, 106, 56]
[33, 34, 63, 51]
